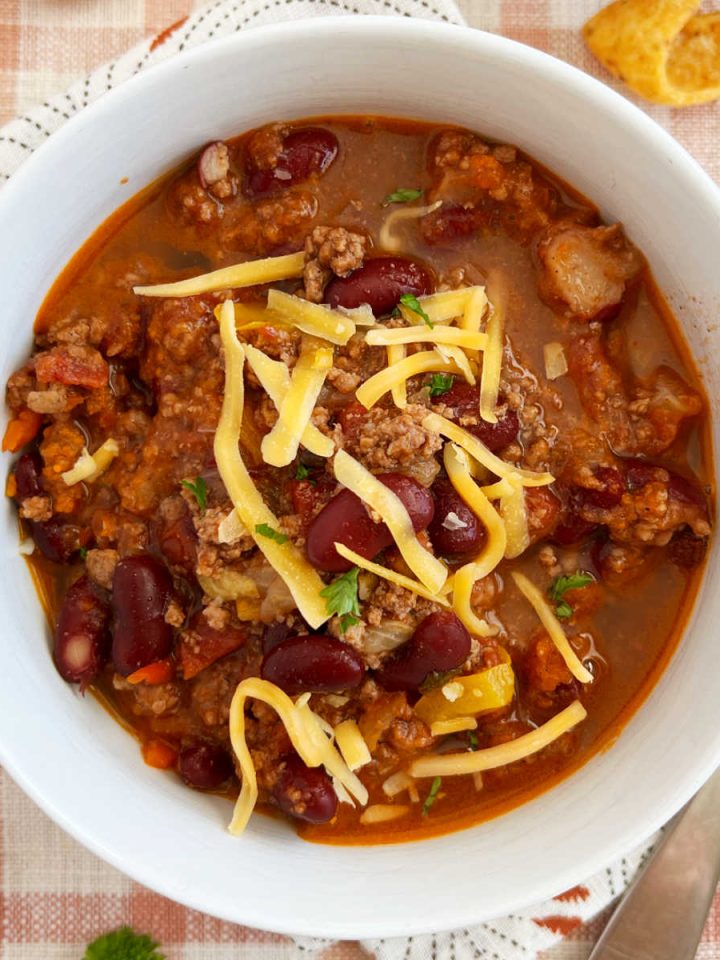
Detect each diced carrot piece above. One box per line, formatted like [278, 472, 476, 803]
[6, 474, 17, 498]
[127, 658, 175, 685]
[2, 409, 43, 453]
[142, 739, 178, 770]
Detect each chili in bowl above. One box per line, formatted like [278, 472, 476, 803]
[0, 18, 718, 938]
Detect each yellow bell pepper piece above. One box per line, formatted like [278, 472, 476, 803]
[414, 658, 515, 725]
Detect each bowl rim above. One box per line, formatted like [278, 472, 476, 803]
[2, 14, 720, 939]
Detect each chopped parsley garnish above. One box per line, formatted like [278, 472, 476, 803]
[255, 523, 289, 545]
[320, 566, 360, 633]
[383, 187, 424, 206]
[295, 462, 311, 481]
[468, 731, 479, 751]
[84, 927, 165, 960]
[548, 570, 594, 619]
[180, 476, 207, 513]
[422, 776, 442, 816]
[399, 293, 433, 329]
[420, 667, 461, 693]
[79, 546, 88, 560]
[429, 373, 455, 397]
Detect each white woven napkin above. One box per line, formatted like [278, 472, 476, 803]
[0, 1, 657, 955]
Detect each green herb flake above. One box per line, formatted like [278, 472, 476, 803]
[548, 570, 594, 619]
[468, 732, 479, 751]
[320, 567, 361, 632]
[399, 293, 434, 329]
[420, 667, 461, 693]
[180, 476, 207, 513]
[255, 523, 289, 545]
[295, 463, 311, 481]
[422, 776, 443, 816]
[84, 926, 165, 960]
[79, 546, 88, 560]
[390, 306, 402, 318]
[382, 187, 424, 207]
[428, 373, 455, 398]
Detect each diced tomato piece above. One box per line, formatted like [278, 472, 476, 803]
[127, 658, 176, 685]
[35, 345, 108, 389]
[179, 613, 247, 680]
[142, 739, 179, 769]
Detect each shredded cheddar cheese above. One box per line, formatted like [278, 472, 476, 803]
[267, 289, 355, 345]
[387, 343, 407, 408]
[134, 251, 305, 298]
[333, 450, 447, 594]
[334, 720, 372, 771]
[424, 413, 554, 487]
[511, 572, 594, 684]
[61, 438, 119, 486]
[500, 475, 530, 559]
[444, 444, 506, 637]
[479, 281, 505, 423]
[215, 301, 328, 628]
[365, 325, 488, 351]
[228, 677, 367, 834]
[260, 335, 333, 467]
[410, 700, 587, 778]
[430, 716, 478, 736]
[333, 543, 450, 607]
[243, 343, 333, 458]
[356, 350, 465, 410]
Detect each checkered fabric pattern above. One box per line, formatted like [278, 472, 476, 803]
[0, 0, 718, 957]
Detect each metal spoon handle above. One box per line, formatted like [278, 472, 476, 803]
[588, 767, 720, 960]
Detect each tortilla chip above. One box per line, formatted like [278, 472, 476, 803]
[583, 0, 720, 106]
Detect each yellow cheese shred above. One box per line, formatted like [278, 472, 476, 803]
[424, 412, 554, 487]
[215, 300, 328, 628]
[334, 543, 450, 607]
[460, 286, 489, 333]
[398, 287, 483, 326]
[333, 450, 447, 594]
[387, 343, 407, 408]
[500, 475, 530, 559]
[430, 716, 478, 736]
[228, 677, 367, 835]
[334, 719, 372, 771]
[479, 279, 505, 423]
[267, 289, 355, 345]
[365, 325, 487, 351]
[409, 700, 587, 778]
[260, 335, 333, 467]
[444, 443, 506, 637]
[134, 251, 305, 298]
[360, 804, 410, 824]
[434, 343, 476, 386]
[61, 438, 119, 486]
[243, 343, 333, 458]
[356, 350, 465, 410]
[511, 572, 594, 684]
[379, 200, 442, 255]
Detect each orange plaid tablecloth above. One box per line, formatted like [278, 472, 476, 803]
[0, 1, 719, 958]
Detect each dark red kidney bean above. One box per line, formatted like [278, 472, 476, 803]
[53, 575, 111, 686]
[323, 257, 433, 315]
[262, 634, 365, 695]
[421, 202, 479, 245]
[552, 513, 599, 546]
[575, 466, 626, 510]
[179, 742, 234, 790]
[666, 470, 708, 510]
[14, 451, 44, 500]
[428, 477, 486, 559]
[306, 472, 434, 572]
[245, 127, 338, 196]
[376, 611, 471, 692]
[273, 753, 338, 824]
[623, 459, 660, 492]
[31, 516, 81, 564]
[622, 459, 707, 511]
[436, 382, 519, 452]
[668, 529, 708, 569]
[111, 555, 175, 675]
[157, 505, 197, 574]
[262, 621, 292, 655]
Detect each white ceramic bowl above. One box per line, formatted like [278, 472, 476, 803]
[1, 16, 719, 940]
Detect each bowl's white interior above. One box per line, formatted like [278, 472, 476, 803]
[1, 18, 719, 939]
